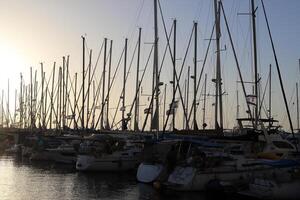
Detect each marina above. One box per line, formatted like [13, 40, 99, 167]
[0, 0, 300, 199]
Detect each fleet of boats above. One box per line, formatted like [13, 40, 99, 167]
[0, 0, 300, 199]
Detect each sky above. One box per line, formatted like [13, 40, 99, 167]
[0, 0, 299, 131]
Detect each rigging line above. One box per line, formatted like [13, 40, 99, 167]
[161, 24, 194, 132]
[126, 45, 154, 125]
[73, 40, 105, 123]
[220, 1, 255, 127]
[158, 0, 189, 130]
[142, 25, 174, 132]
[94, 46, 126, 129]
[113, 38, 138, 128]
[258, 71, 270, 117]
[109, 38, 139, 128]
[281, 86, 295, 126]
[42, 71, 58, 120]
[35, 67, 53, 124]
[75, 66, 104, 128]
[260, 0, 295, 140]
[127, 0, 145, 41]
[188, 24, 215, 124]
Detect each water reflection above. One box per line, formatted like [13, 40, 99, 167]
[0, 156, 213, 200]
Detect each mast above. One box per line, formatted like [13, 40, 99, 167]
[14, 89, 17, 125]
[74, 73, 78, 129]
[122, 38, 128, 130]
[236, 88, 240, 120]
[50, 63, 56, 130]
[43, 71, 47, 129]
[134, 28, 141, 131]
[101, 38, 107, 129]
[87, 50, 92, 129]
[296, 82, 299, 131]
[153, 0, 159, 131]
[251, 0, 259, 127]
[81, 36, 85, 130]
[269, 64, 272, 128]
[187, 66, 190, 129]
[59, 67, 62, 129]
[62, 57, 65, 129]
[214, 0, 223, 131]
[7, 79, 9, 127]
[163, 84, 167, 128]
[203, 73, 207, 129]
[65, 56, 69, 128]
[106, 40, 113, 130]
[183, 79, 186, 129]
[40, 62, 44, 129]
[20, 73, 23, 128]
[1, 90, 3, 127]
[193, 22, 197, 130]
[172, 19, 177, 130]
[30, 67, 33, 129]
[298, 59, 300, 131]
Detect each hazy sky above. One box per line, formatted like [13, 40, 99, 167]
[0, 0, 299, 130]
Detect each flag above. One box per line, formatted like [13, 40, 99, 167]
[166, 100, 178, 115]
[246, 95, 256, 106]
[151, 109, 158, 130]
[144, 108, 152, 114]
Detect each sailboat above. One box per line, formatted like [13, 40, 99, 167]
[157, 0, 300, 192]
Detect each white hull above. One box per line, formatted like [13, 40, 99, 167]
[240, 179, 300, 199]
[136, 163, 164, 183]
[165, 165, 293, 191]
[76, 148, 141, 171]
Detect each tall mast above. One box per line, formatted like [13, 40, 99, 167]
[183, 79, 187, 129]
[20, 73, 23, 128]
[172, 19, 177, 130]
[236, 88, 240, 120]
[43, 72, 47, 129]
[59, 67, 62, 129]
[92, 80, 95, 129]
[122, 38, 128, 130]
[34, 70, 37, 128]
[1, 90, 3, 127]
[30, 67, 33, 129]
[203, 73, 207, 129]
[101, 38, 107, 129]
[87, 49, 92, 129]
[298, 59, 300, 131]
[62, 57, 65, 129]
[153, 0, 159, 131]
[251, 0, 259, 127]
[269, 64, 272, 128]
[187, 66, 190, 129]
[214, 0, 223, 131]
[134, 28, 141, 131]
[163, 84, 167, 129]
[65, 56, 69, 128]
[107, 40, 113, 130]
[74, 73, 78, 129]
[50, 63, 56, 129]
[193, 22, 197, 130]
[296, 82, 299, 131]
[7, 79, 9, 127]
[40, 62, 44, 129]
[81, 36, 85, 130]
[14, 89, 17, 125]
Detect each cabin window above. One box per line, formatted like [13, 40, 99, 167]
[272, 141, 294, 149]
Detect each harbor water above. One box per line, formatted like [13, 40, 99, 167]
[0, 156, 211, 200]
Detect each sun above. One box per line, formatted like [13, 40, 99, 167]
[0, 42, 27, 98]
